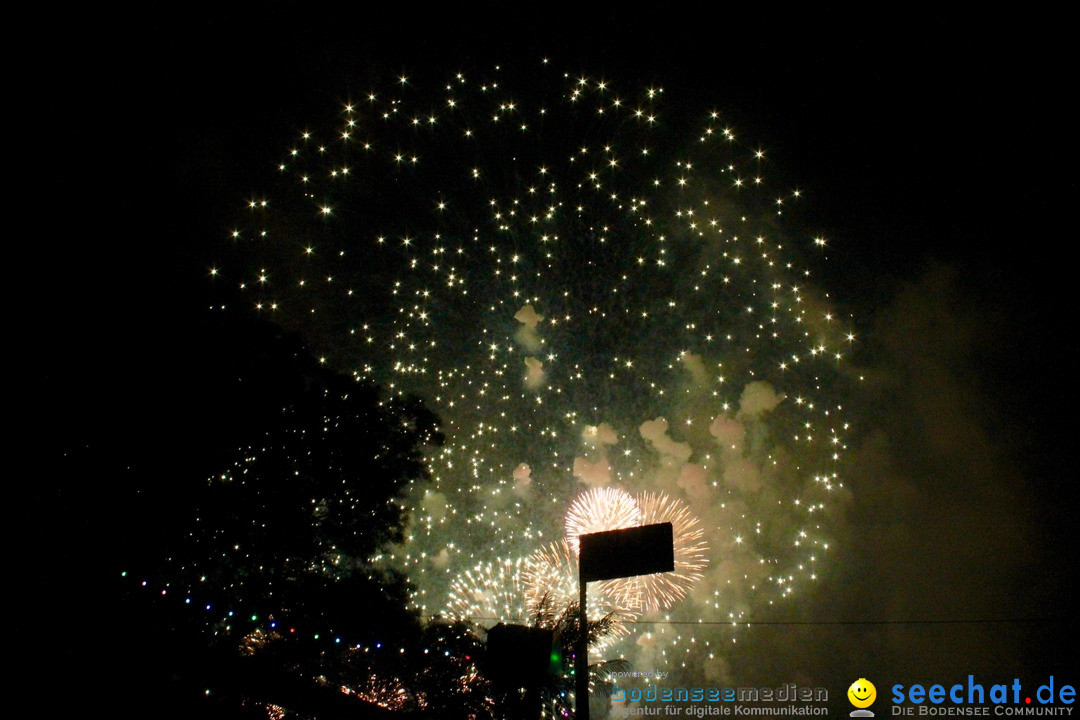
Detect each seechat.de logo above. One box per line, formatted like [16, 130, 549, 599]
[849, 679, 878, 717]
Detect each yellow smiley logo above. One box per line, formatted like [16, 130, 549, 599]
[848, 679, 877, 708]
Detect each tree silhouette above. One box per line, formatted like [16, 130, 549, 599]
[112, 315, 445, 716]
[64, 314, 631, 718]
[449, 593, 632, 720]
[526, 595, 632, 719]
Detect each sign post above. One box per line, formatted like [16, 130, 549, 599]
[575, 522, 674, 720]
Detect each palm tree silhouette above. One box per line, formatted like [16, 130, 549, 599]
[511, 593, 633, 720]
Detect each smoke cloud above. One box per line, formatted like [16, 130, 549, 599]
[618, 267, 1056, 699]
[524, 356, 546, 389]
[514, 304, 544, 353]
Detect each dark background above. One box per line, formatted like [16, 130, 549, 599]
[25, 4, 1076, 715]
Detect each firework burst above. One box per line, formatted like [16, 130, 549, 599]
[599, 491, 709, 613]
[521, 539, 636, 646]
[564, 487, 642, 555]
[445, 558, 528, 628]
[208, 59, 853, 681]
[521, 539, 580, 610]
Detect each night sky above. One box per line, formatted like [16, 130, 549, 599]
[27, 5, 1076, 717]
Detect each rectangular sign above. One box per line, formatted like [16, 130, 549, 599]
[486, 623, 554, 686]
[579, 522, 674, 582]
